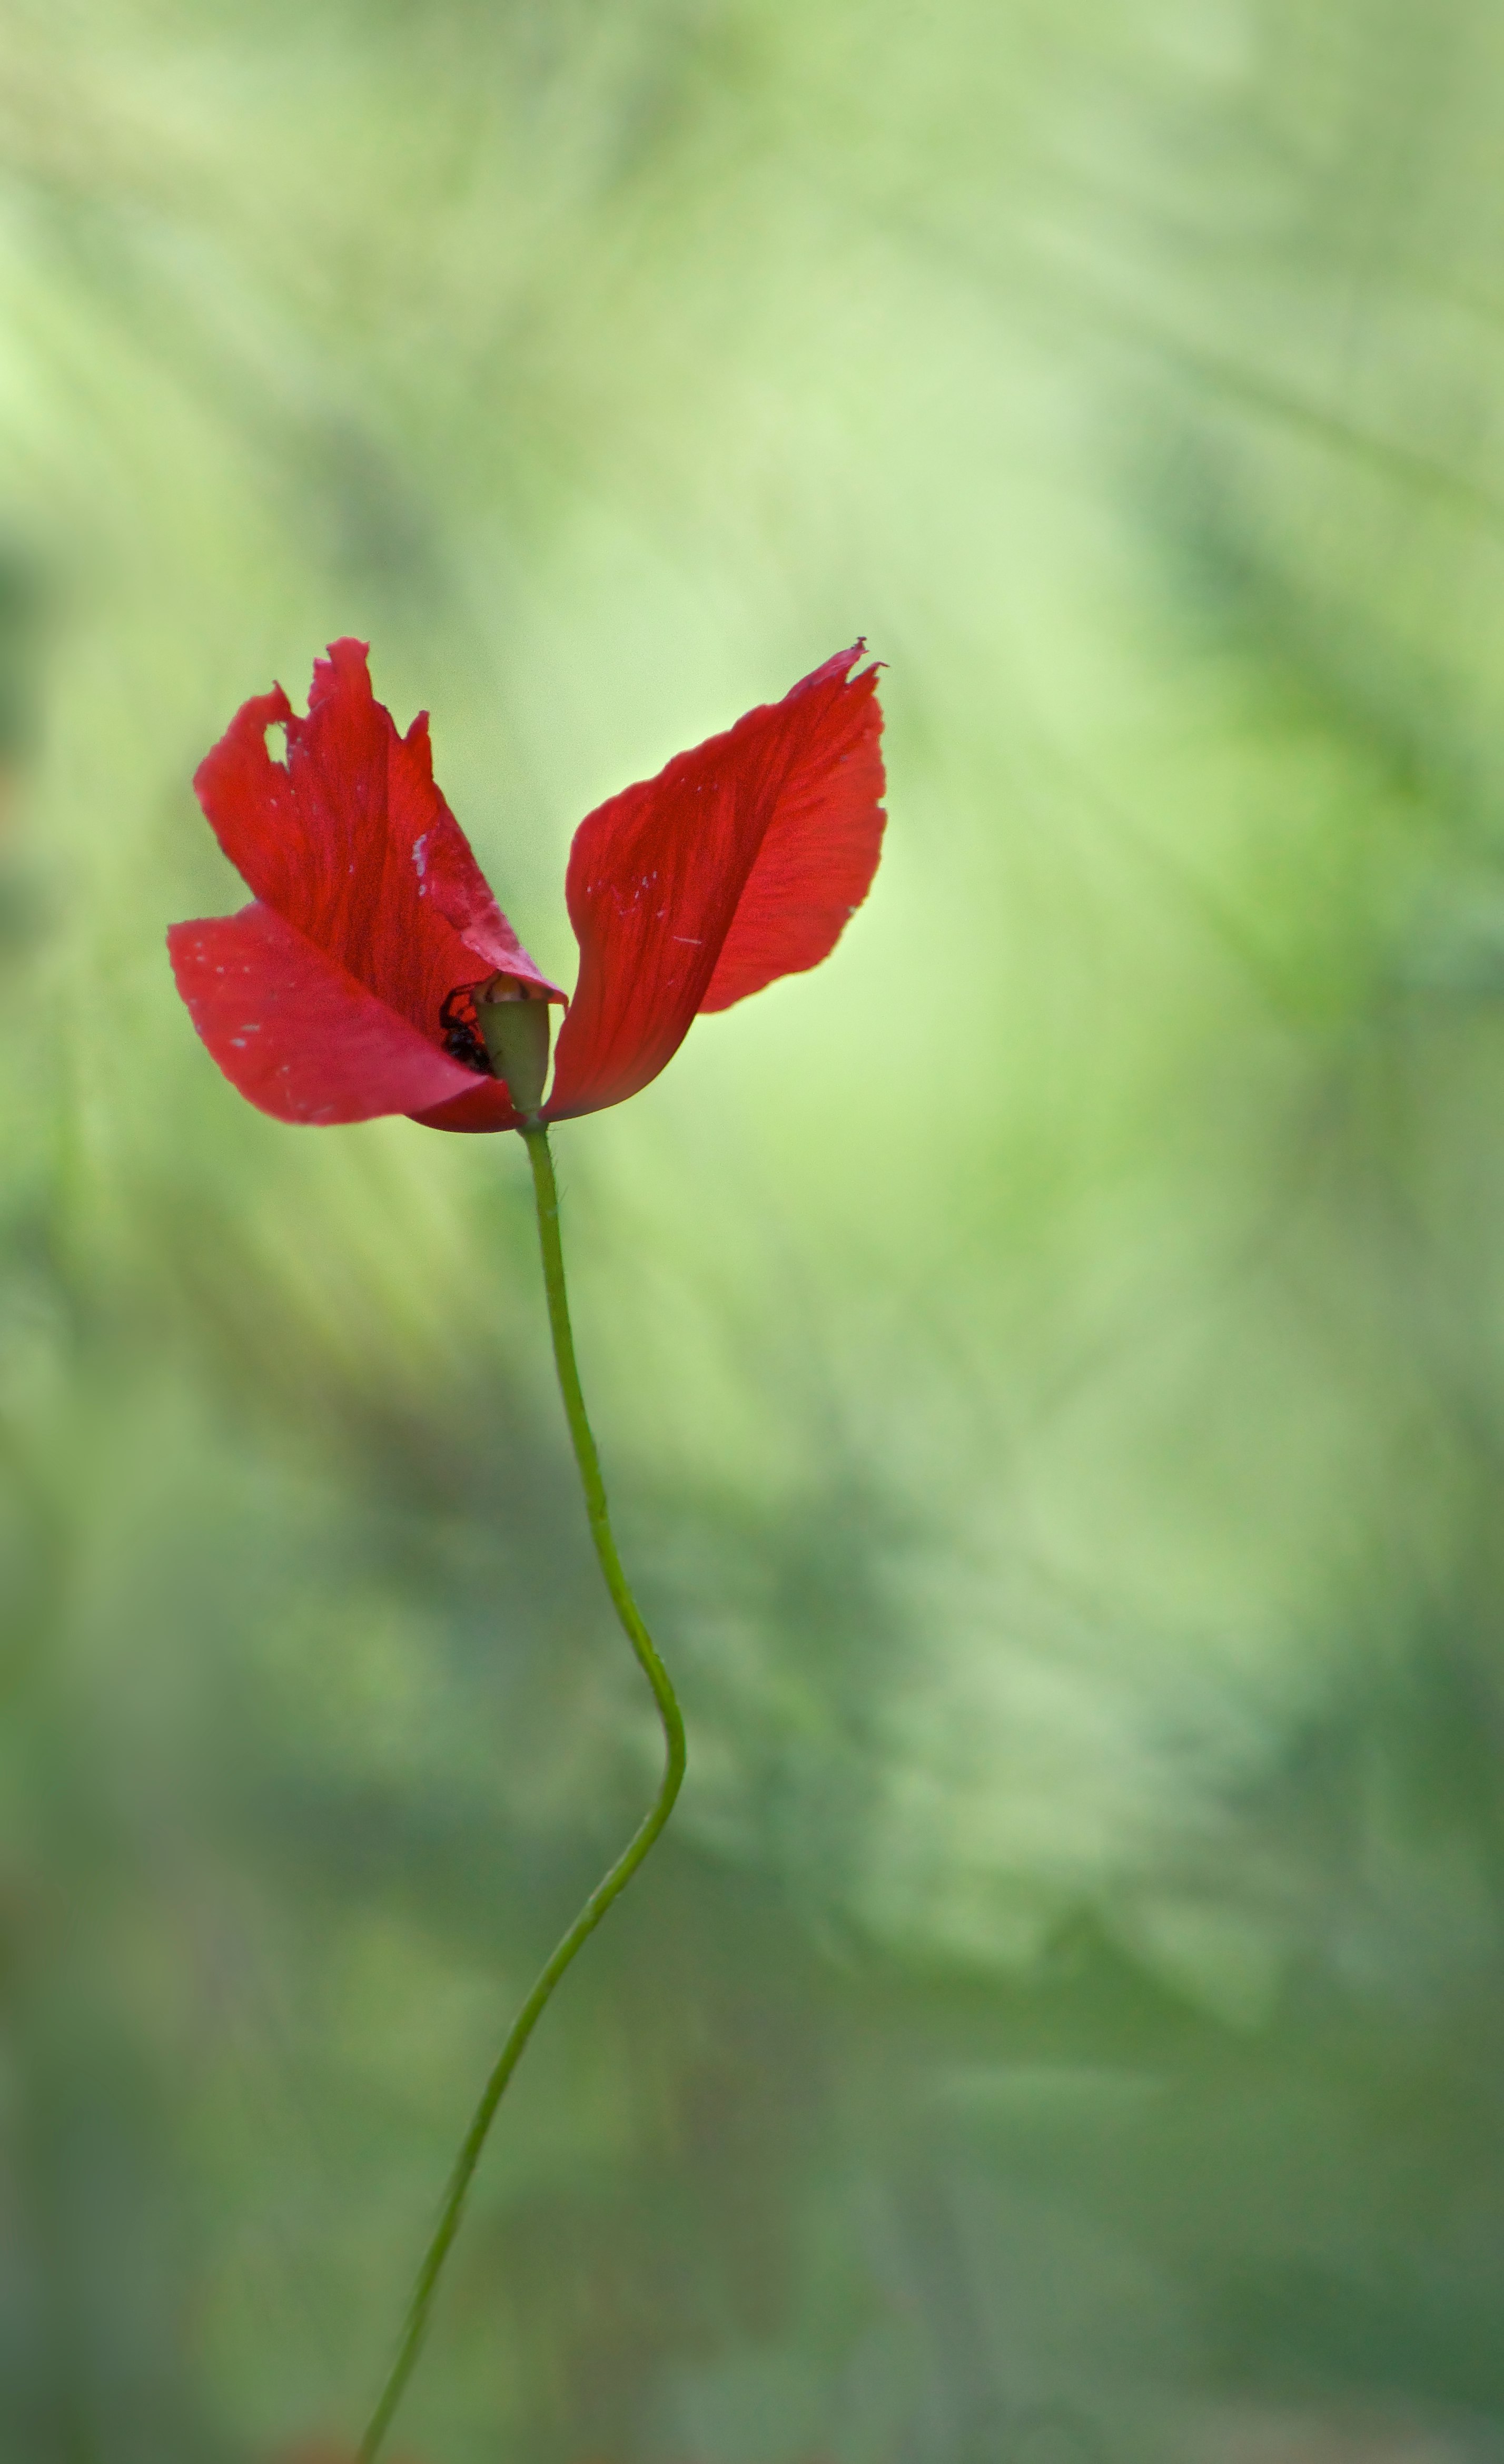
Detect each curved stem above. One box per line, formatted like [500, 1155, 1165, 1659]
[358, 1122, 687, 2463]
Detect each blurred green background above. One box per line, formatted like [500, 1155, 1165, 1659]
[3, 1, 1504, 2459]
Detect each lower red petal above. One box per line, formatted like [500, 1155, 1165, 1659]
[168, 902, 490, 1126]
[408, 1079, 525, 1133]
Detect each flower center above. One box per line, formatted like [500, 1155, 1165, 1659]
[438, 979, 553, 1112]
[475, 979, 552, 1115]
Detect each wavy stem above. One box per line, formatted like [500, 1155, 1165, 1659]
[358, 1122, 687, 2463]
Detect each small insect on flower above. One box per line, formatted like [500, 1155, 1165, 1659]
[438, 986, 492, 1075]
[169, 637, 885, 1131]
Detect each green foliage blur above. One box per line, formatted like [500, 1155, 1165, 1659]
[3, 2, 1504, 2459]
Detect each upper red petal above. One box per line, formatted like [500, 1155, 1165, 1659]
[545, 646, 885, 1121]
[191, 639, 561, 1063]
[697, 647, 884, 1011]
[168, 902, 490, 1126]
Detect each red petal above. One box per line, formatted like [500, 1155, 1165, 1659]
[698, 647, 884, 1011]
[546, 646, 885, 1120]
[168, 903, 489, 1126]
[192, 640, 560, 1065]
[408, 1077, 525, 1134]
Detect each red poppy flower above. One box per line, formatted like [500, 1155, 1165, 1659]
[169, 638, 885, 1132]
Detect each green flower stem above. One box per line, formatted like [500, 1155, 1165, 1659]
[358, 1121, 687, 2464]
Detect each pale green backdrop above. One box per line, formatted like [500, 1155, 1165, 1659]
[2, 3, 1504, 2460]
